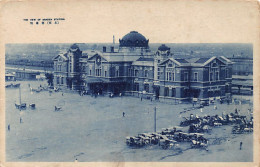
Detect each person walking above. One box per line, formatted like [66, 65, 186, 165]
[240, 141, 243, 150]
[8, 124, 10, 131]
[20, 117, 22, 123]
[123, 112, 125, 117]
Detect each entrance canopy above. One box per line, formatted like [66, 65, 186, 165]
[85, 77, 127, 84]
[85, 77, 103, 83]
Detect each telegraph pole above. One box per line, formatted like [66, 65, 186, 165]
[19, 85, 21, 111]
[154, 107, 156, 132]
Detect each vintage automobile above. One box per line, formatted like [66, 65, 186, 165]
[15, 103, 27, 110]
[191, 139, 208, 149]
[138, 133, 152, 145]
[126, 136, 137, 146]
[159, 137, 177, 149]
[232, 125, 253, 134]
[29, 103, 36, 109]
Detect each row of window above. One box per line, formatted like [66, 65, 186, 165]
[89, 69, 116, 77]
[56, 77, 64, 85]
[133, 83, 150, 92]
[56, 64, 62, 71]
[130, 69, 150, 77]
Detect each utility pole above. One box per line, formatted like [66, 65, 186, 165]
[154, 107, 156, 132]
[19, 85, 21, 111]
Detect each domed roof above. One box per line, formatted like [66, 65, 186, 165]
[70, 43, 79, 49]
[119, 31, 149, 48]
[69, 43, 80, 52]
[158, 44, 170, 51]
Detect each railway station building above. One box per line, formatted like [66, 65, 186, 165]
[53, 31, 233, 102]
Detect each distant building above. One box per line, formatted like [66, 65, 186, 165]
[5, 73, 15, 81]
[228, 56, 253, 75]
[232, 75, 253, 95]
[15, 70, 40, 80]
[53, 31, 233, 102]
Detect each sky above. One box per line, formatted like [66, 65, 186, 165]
[1, 1, 259, 43]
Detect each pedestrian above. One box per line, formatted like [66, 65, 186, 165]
[8, 124, 10, 131]
[62, 92, 64, 96]
[214, 105, 217, 110]
[123, 112, 125, 117]
[75, 158, 78, 162]
[240, 141, 243, 150]
[20, 117, 22, 123]
[200, 108, 203, 113]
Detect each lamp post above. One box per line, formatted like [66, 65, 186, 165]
[154, 107, 156, 132]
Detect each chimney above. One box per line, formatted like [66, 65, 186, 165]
[111, 46, 114, 53]
[103, 46, 106, 52]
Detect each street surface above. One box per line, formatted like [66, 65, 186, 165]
[5, 80, 253, 162]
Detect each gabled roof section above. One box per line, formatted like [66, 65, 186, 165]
[219, 56, 233, 64]
[159, 58, 186, 66]
[132, 57, 154, 66]
[52, 53, 68, 61]
[136, 57, 154, 61]
[87, 51, 108, 62]
[194, 58, 211, 64]
[175, 58, 189, 63]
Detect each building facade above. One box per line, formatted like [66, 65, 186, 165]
[53, 31, 233, 102]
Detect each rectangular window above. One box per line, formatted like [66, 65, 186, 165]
[226, 69, 229, 78]
[89, 70, 92, 76]
[145, 70, 148, 78]
[166, 72, 169, 81]
[144, 84, 149, 92]
[135, 70, 139, 77]
[134, 83, 139, 91]
[216, 71, 219, 81]
[164, 87, 169, 96]
[128, 68, 132, 76]
[172, 72, 175, 81]
[169, 72, 172, 81]
[61, 77, 63, 84]
[184, 72, 188, 81]
[157, 68, 160, 79]
[210, 72, 213, 81]
[172, 88, 176, 97]
[194, 72, 198, 82]
[57, 77, 59, 84]
[116, 70, 119, 77]
[104, 71, 107, 77]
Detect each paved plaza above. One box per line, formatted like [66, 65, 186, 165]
[5, 81, 253, 162]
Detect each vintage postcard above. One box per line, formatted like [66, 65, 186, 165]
[0, 0, 259, 167]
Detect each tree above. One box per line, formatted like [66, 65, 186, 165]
[45, 73, 54, 86]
